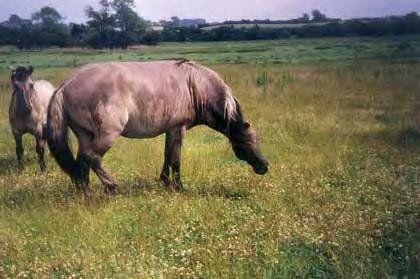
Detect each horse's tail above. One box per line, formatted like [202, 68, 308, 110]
[46, 86, 77, 179]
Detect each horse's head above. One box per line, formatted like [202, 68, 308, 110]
[229, 121, 269, 175]
[11, 66, 34, 116]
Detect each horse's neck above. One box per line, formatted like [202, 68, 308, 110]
[26, 90, 36, 109]
[189, 67, 238, 136]
[202, 103, 241, 139]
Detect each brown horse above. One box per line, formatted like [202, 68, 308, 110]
[47, 60, 268, 196]
[9, 66, 55, 171]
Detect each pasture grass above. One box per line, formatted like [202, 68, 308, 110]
[0, 38, 419, 278]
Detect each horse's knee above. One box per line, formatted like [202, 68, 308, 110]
[73, 164, 90, 190]
[16, 145, 23, 154]
[15, 145, 24, 162]
[171, 160, 181, 171]
[36, 144, 44, 155]
[79, 151, 101, 170]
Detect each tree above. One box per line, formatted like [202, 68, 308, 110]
[70, 23, 88, 46]
[171, 16, 180, 27]
[8, 15, 26, 25]
[297, 13, 310, 23]
[32, 6, 63, 25]
[312, 9, 327, 22]
[403, 12, 420, 33]
[112, 0, 147, 48]
[85, 0, 117, 48]
[85, 0, 147, 48]
[141, 31, 161, 45]
[30, 6, 71, 48]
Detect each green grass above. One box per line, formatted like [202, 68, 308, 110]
[0, 38, 419, 278]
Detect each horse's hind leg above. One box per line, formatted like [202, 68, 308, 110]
[79, 131, 120, 196]
[82, 149, 118, 195]
[35, 135, 46, 172]
[74, 150, 91, 197]
[13, 132, 24, 170]
[90, 154, 118, 195]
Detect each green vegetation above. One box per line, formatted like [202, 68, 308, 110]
[0, 37, 419, 278]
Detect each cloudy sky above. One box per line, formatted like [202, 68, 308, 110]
[1, 0, 420, 23]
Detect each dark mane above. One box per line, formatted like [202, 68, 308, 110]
[172, 58, 200, 68]
[174, 58, 191, 66]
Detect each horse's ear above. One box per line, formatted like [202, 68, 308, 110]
[27, 66, 34, 75]
[8, 65, 16, 74]
[9, 66, 16, 81]
[244, 122, 251, 129]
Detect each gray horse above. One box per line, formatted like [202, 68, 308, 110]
[47, 60, 268, 196]
[9, 66, 55, 171]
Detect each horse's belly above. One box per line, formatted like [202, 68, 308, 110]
[121, 116, 168, 138]
[121, 113, 189, 139]
[121, 124, 164, 138]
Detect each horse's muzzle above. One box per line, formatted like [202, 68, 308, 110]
[253, 164, 269, 175]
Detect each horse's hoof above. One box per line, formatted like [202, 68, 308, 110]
[159, 176, 170, 187]
[105, 184, 117, 196]
[83, 190, 92, 201]
[168, 183, 182, 192]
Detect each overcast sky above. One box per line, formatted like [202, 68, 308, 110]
[1, 0, 420, 23]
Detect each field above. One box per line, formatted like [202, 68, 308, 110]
[201, 22, 330, 31]
[0, 36, 419, 278]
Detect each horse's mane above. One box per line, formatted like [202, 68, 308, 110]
[176, 59, 238, 124]
[223, 86, 238, 122]
[174, 58, 193, 66]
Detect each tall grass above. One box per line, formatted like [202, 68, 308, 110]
[0, 45, 419, 278]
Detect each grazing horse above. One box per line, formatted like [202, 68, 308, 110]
[47, 60, 268, 196]
[9, 66, 55, 171]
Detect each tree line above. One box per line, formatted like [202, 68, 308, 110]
[161, 11, 420, 42]
[1, 0, 419, 49]
[0, 0, 153, 49]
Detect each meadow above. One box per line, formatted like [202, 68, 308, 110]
[0, 36, 419, 278]
[200, 22, 330, 31]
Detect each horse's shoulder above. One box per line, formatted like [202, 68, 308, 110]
[35, 79, 54, 87]
[34, 80, 55, 92]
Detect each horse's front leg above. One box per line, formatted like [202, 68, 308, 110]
[13, 132, 24, 170]
[35, 135, 46, 172]
[163, 126, 186, 192]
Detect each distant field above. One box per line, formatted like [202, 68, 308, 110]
[0, 37, 419, 278]
[0, 36, 419, 71]
[201, 22, 330, 31]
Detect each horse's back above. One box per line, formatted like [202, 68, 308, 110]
[61, 61, 201, 138]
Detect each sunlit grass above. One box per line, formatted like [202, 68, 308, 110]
[0, 39, 419, 278]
